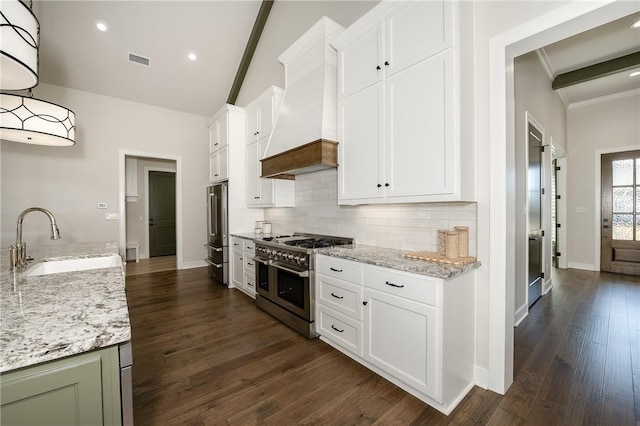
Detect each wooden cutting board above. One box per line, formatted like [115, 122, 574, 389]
[403, 251, 477, 266]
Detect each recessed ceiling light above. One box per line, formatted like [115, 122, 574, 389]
[630, 71, 640, 78]
[96, 21, 108, 32]
[188, 52, 197, 61]
[632, 20, 640, 29]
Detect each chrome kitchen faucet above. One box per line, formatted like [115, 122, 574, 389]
[10, 207, 61, 270]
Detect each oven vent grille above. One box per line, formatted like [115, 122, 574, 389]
[128, 52, 150, 67]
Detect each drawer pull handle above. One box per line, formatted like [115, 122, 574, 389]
[330, 267, 343, 272]
[248, 262, 254, 266]
[385, 281, 405, 288]
[330, 292, 344, 299]
[331, 325, 344, 333]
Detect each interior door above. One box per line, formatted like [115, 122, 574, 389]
[527, 123, 543, 307]
[601, 151, 640, 275]
[149, 171, 176, 257]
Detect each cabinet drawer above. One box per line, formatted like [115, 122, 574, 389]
[231, 238, 244, 251]
[316, 256, 363, 284]
[364, 267, 437, 305]
[243, 256, 256, 273]
[245, 273, 256, 292]
[318, 275, 363, 320]
[244, 240, 256, 254]
[317, 305, 363, 356]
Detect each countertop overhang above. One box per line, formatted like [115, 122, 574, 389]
[0, 242, 131, 373]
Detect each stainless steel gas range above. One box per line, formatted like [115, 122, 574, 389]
[253, 233, 353, 338]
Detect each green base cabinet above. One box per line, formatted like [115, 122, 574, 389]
[1, 346, 121, 426]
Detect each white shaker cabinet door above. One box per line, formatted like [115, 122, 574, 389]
[246, 104, 259, 144]
[246, 141, 260, 205]
[232, 249, 244, 289]
[258, 141, 275, 206]
[338, 82, 384, 202]
[385, 51, 454, 198]
[385, 0, 453, 79]
[256, 91, 276, 139]
[364, 287, 441, 403]
[338, 21, 384, 99]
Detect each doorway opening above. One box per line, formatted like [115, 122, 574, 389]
[147, 169, 177, 258]
[527, 120, 544, 308]
[600, 150, 640, 275]
[119, 150, 182, 271]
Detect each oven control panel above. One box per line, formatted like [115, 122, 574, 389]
[255, 245, 309, 267]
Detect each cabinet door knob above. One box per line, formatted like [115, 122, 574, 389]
[385, 183, 390, 187]
[377, 184, 382, 188]
[376, 65, 381, 70]
[384, 61, 390, 66]
[215, 142, 219, 146]
[363, 301, 368, 306]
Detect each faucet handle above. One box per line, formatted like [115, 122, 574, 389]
[9, 245, 17, 270]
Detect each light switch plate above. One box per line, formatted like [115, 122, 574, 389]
[105, 213, 120, 220]
[97, 202, 108, 209]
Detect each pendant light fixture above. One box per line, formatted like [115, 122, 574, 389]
[0, 0, 76, 146]
[0, 0, 38, 89]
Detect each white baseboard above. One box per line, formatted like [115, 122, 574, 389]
[543, 278, 553, 294]
[474, 365, 489, 389]
[567, 262, 596, 271]
[180, 260, 207, 269]
[514, 304, 528, 327]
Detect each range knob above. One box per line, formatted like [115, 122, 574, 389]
[286, 253, 295, 261]
[295, 256, 305, 264]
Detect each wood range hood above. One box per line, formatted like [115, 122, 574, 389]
[260, 17, 344, 180]
[261, 139, 338, 179]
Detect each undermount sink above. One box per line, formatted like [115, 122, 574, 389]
[26, 255, 123, 276]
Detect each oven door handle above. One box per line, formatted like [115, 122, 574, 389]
[252, 257, 271, 265]
[204, 259, 223, 268]
[271, 262, 309, 278]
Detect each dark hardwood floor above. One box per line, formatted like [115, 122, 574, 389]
[126, 267, 640, 425]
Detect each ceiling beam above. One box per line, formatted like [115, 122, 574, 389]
[227, 0, 274, 105]
[552, 50, 640, 90]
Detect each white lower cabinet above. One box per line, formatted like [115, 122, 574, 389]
[231, 236, 256, 298]
[315, 254, 475, 415]
[364, 287, 439, 401]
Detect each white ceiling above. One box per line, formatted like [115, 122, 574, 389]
[34, 1, 262, 117]
[538, 11, 640, 106]
[30, 2, 640, 116]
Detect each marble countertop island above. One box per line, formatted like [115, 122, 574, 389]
[316, 244, 481, 279]
[0, 242, 131, 373]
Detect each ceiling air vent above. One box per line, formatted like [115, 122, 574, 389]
[128, 52, 150, 67]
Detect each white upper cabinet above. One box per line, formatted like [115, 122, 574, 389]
[333, 0, 464, 204]
[244, 86, 294, 208]
[338, 22, 383, 99]
[385, 1, 452, 78]
[207, 105, 240, 183]
[246, 86, 282, 144]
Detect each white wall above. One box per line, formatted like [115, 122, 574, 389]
[265, 169, 477, 254]
[125, 158, 176, 259]
[513, 51, 567, 319]
[566, 92, 640, 269]
[1, 83, 210, 266]
[235, 0, 379, 107]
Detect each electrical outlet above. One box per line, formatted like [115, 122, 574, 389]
[97, 202, 108, 209]
[105, 213, 120, 220]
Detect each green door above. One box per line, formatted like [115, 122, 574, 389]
[149, 171, 176, 257]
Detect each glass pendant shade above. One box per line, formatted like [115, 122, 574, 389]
[0, 93, 76, 146]
[0, 0, 39, 90]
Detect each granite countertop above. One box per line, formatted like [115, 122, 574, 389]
[230, 232, 261, 240]
[316, 244, 481, 279]
[0, 241, 131, 373]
